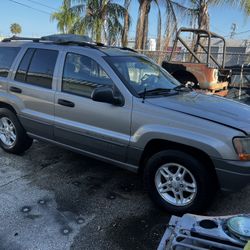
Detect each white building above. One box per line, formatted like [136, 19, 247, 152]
[149, 38, 156, 51]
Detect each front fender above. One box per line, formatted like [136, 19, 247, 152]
[130, 124, 237, 160]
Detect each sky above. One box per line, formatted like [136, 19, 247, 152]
[0, 0, 250, 40]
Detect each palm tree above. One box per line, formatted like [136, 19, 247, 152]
[122, 0, 132, 47]
[246, 0, 250, 14]
[71, 0, 130, 44]
[156, 2, 162, 51]
[191, 0, 250, 30]
[135, 0, 191, 50]
[51, 0, 78, 34]
[158, 1, 193, 63]
[135, 0, 151, 50]
[135, 0, 165, 50]
[10, 23, 22, 36]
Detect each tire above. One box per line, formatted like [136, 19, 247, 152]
[143, 150, 215, 214]
[0, 108, 33, 154]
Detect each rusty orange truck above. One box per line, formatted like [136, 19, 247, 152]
[162, 28, 231, 96]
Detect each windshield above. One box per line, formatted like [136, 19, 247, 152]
[106, 56, 180, 95]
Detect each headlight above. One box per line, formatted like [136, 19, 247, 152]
[227, 216, 250, 241]
[233, 137, 250, 161]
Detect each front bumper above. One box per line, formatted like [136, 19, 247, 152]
[212, 158, 250, 192]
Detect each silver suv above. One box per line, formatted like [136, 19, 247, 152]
[0, 35, 250, 214]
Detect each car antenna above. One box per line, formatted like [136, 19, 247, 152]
[142, 87, 147, 103]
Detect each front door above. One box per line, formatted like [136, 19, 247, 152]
[54, 51, 132, 162]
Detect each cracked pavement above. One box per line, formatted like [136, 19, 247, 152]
[0, 140, 249, 250]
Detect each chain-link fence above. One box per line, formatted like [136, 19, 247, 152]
[138, 50, 250, 90]
[138, 50, 250, 67]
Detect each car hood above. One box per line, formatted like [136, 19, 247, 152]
[146, 91, 250, 135]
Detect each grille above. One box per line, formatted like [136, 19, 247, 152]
[158, 214, 249, 250]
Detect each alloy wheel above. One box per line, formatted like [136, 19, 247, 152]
[0, 117, 17, 147]
[155, 163, 197, 207]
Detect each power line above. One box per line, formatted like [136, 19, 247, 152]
[24, 0, 58, 11]
[8, 0, 51, 15]
[210, 24, 227, 36]
[225, 29, 250, 38]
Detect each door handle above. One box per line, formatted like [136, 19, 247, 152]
[58, 99, 75, 108]
[10, 86, 22, 93]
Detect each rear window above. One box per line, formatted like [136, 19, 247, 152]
[15, 48, 58, 89]
[0, 47, 20, 77]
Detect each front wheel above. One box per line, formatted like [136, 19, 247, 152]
[0, 108, 33, 154]
[143, 150, 216, 214]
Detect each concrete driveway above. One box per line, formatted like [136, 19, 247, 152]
[0, 141, 249, 250]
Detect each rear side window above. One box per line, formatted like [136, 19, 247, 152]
[15, 48, 35, 82]
[15, 48, 58, 89]
[0, 47, 20, 77]
[62, 53, 113, 97]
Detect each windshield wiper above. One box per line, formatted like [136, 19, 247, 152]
[138, 88, 172, 96]
[139, 88, 176, 102]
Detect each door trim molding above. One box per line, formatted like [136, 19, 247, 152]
[27, 132, 139, 173]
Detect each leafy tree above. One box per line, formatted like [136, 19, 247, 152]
[246, 0, 250, 14]
[10, 23, 22, 36]
[71, 0, 130, 44]
[190, 0, 250, 30]
[51, 0, 78, 34]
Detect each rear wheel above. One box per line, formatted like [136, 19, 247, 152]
[143, 150, 215, 214]
[0, 108, 33, 154]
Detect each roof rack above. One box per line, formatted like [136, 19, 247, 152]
[41, 34, 93, 43]
[54, 40, 98, 50]
[89, 41, 137, 52]
[2, 34, 137, 53]
[2, 36, 40, 42]
[114, 46, 137, 53]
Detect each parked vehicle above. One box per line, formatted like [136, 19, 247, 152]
[162, 28, 231, 96]
[0, 35, 250, 214]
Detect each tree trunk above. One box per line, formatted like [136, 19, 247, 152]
[122, 0, 131, 47]
[96, 19, 102, 43]
[156, 5, 162, 51]
[142, 4, 150, 50]
[198, 0, 209, 30]
[135, 0, 151, 50]
[158, 12, 176, 64]
[158, 32, 171, 64]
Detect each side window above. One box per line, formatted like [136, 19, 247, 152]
[62, 53, 113, 97]
[0, 47, 20, 77]
[15, 48, 58, 89]
[15, 48, 35, 82]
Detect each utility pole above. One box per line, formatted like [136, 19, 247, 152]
[230, 23, 237, 39]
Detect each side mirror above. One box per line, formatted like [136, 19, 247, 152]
[91, 86, 124, 106]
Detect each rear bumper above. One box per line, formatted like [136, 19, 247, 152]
[212, 158, 250, 192]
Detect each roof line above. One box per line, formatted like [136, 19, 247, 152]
[2, 35, 137, 53]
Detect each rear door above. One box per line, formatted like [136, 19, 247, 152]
[54, 51, 132, 162]
[0, 46, 20, 78]
[9, 46, 59, 139]
[0, 45, 20, 97]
